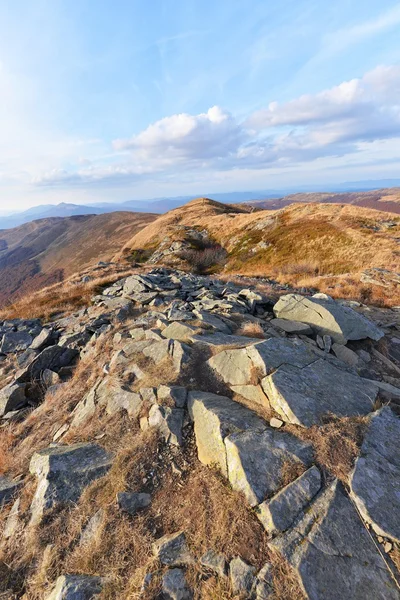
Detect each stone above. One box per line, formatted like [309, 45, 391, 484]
[153, 531, 193, 566]
[123, 275, 149, 295]
[231, 384, 269, 406]
[0, 476, 23, 505]
[42, 369, 61, 387]
[332, 343, 360, 366]
[162, 568, 193, 600]
[161, 322, 199, 342]
[0, 382, 27, 416]
[17, 345, 78, 383]
[269, 480, 400, 600]
[140, 387, 158, 404]
[349, 407, 400, 543]
[270, 318, 313, 335]
[143, 339, 191, 372]
[104, 385, 142, 418]
[129, 327, 146, 340]
[158, 385, 187, 408]
[256, 466, 321, 535]
[3, 498, 20, 539]
[0, 331, 33, 353]
[225, 428, 314, 506]
[30, 328, 53, 350]
[269, 417, 283, 428]
[29, 443, 113, 524]
[80, 509, 104, 546]
[207, 347, 253, 386]
[274, 293, 384, 344]
[45, 575, 103, 600]
[117, 491, 151, 515]
[229, 557, 256, 596]
[200, 549, 227, 577]
[148, 405, 184, 446]
[188, 391, 266, 476]
[262, 359, 378, 427]
[192, 310, 232, 333]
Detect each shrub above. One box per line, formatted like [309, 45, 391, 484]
[179, 246, 227, 275]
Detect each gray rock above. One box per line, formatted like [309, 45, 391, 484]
[231, 384, 269, 406]
[42, 369, 61, 387]
[193, 333, 260, 352]
[188, 391, 265, 476]
[262, 359, 378, 427]
[162, 568, 193, 600]
[29, 443, 113, 524]
[269, 480, 400, 600]
[225, 428, 314, 506]
[332, 343, 360, 366]
[45, 575, 103, 600]
[200, 549, 227, 577]
[148, 405, 184, 446]
[274, 294, 384, 344]
[0, 382, 27, 416]
[123, 275, 149, 295]
[17, 345, 78, 383]
[117, 491, 151, 515]
[80, 509, 104, 546]
[153, 531, 193, 566]
[30, 328, 53, 350]
[0, 330, 33, 354]
[270, 318, 313, 335]
[3, 498, 20, 539]
[0, 476, 23, 505]
[143, 339, 191, 372]
[256, 466, 321, 535]
[230, 557, 256, 596]
[158, 385, 187, 408]
[207, 347, 253, 386]
[349, 407, 400, 543]
[161, 322, 199, 342]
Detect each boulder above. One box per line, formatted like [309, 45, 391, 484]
[207, 347, 252, 386]
[45, 575, 103, 600]
[123, 275, 149, 295]
[117, 491, 151, 515]
[148, 405, 184, 446]
[0, 383, 27, 416]
[262, 359, 378, 427]
[192, 310, 232, 333]
[161, 322, 199, 342]
[229, 557, 256, 596]
[29, 443, 113, 524]
[0, 476, 23, 506]
[188, 391, 265, 476]
[269, 480, 400, 600]
[30, 328, 53, 350]
[0, 331, 33, 354]
[231, 384, 269, 406]
[162, 568, 193, 600]
[17, 345, 78, 383]
[158, 385, 187, 408]
[332, 343, 360, 366]
[274, 294, 384, 344]
[270, 318, 313, 335]
[153, 531, 193, 566]
[200, 549, 227, 577]
[143, 339, 191, 372]
[349, 407, 400, 543]
[256, 466, 321, 535]
[225, 429, 314, 506]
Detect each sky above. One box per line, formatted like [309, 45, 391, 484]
[1, 0, 400, 210]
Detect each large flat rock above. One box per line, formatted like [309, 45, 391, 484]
[225, 428, 314, 506]
[187, 391, 265, 476]
[270, 480, 400, 600]
[262, 359, 378, 427]
[350, 407, 400, 543]
[274, 294, 384, 344]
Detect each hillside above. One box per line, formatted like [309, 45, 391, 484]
[120, 198, 400, 307]
[0, 211, 156, 308]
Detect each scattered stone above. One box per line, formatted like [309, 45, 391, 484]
[3, 498, 20, 539]
[162, 322, 199, 341]
[162, 568, 193, 600]
[80, 509, 104, 546]
[158, 385, 187, 408]
[200, 549, 227, 577]
[269, 417, 283, 428]
[30, 328, 53, 350]
[332, 343, 360, 366]
[153, 531, 193, 566]
[256, 466, 321, 535]
[148, 405, 184, 446]
[230, 557, 256, 596]
[0, 382, 27, 416]
[270, 318, 313, 335]
[274, 293, 384, 344]
[0, 476, 23, 506]
[45, 575, 103, 600]
[0, 331, 33, 354]
[349, 407, 400, 543]
[117, 491, 151, 515]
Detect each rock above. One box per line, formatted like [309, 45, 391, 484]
[17, 345, 78, 383]
[256, 563, 274, 600]
[357, 349, 371, 363]
[162, 568, 193, 600]
[3, 498, 20, 539]
[129, 327, 146, 340]
[0, 383, 27, 416]
[193, 333, 260, 352]
[262, 359, 378, 427]
[148, 405, 184, 446]
[161, 322, 199, 342]
[332, 343, 360, 366]
[188, 391, 265, 476]
[104, 385, 143, 418]
[361, 268, 400, 288]
[269, 417, 283, 428]
[140, 387, 158, 405]
[269, 480, 399, 600]
[29, 443, 113, 524]
[45, 575, 103, 600]
[0, 476, 23, 505]
[30, 328, 53, 350]
[117, 491, 151, 515]
[256, 466, 321, 535]
[200, 549, 227, 577]
[207, 347, 253, 386]
[225, 428, 314, 506]
[153, 531, 193, 566]
[80, 509, 104, 546]
[229, 557, 256, 596]
[231, 384, 269, 406]
[270, 318, 313, 335]
[0, 331, 33, 354]
[42, 369, 61, 387]
[158, 385, 187, 408]
[192, 310, 232, 333]
[349, 407, 400, 543]
[274, 294, 384, 344]
[143, 339, 191, 372]
[123, 275, 149, 295]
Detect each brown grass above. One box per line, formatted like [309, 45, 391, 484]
[236, 321, 266, 339]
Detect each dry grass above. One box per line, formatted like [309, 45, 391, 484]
[236, 321, 266, 339]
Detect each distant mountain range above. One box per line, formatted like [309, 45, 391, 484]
[2, 179, 400, 230]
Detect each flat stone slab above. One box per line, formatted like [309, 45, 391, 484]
[45, 575, 103, 599]
[350, 407, 400, 543]
[269, 480, 400, 600]
[162, 568, 193, 600]
[274, 294, 384, 344]
[262, 358, 378, 427]
[192, 333, 260, 351]
[225, 428, 314, 506]
[153, 531, 193, 566]
[187, 391, 266, 477]
[256, 466, 321, 535]
[270, 318, 313, 335]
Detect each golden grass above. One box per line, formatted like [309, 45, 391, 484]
[236, 321, 266, 339]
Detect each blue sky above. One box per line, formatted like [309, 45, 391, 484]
[1, 0, 400, 209]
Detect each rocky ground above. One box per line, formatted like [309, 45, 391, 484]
[0, 267, 399, 599]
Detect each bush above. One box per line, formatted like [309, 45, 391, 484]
[179, 246, 227, 274]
